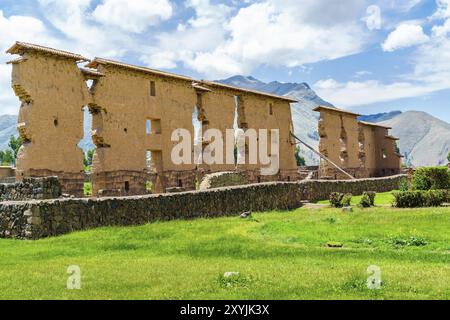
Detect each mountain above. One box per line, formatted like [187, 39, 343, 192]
[380, 111, 450, 167]
[358, 110, 402, 123]
[218, 76, 333, 164]
[0, 115, 18, 151]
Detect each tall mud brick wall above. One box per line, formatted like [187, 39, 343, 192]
[315, 106, 402, 179]
[85, 59, 198, 196]
[7, 43, 91, 197]
[6, 42, 300, 197]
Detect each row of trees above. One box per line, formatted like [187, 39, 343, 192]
[0, 136, 22, 166]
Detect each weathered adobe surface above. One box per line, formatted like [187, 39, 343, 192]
[315, 106, 401, 179]
[0, 175, 407, 239]
[86, 59, 299, 196]
[7, 42, 300, 198]
[9, 48, 90, 197]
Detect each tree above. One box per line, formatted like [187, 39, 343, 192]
[8, 135, 22, 160]
[84, 149, 95, 167]
[1, 150, 14, 165]
[295, 146, 306, 166]
[0, 136, 22, 166]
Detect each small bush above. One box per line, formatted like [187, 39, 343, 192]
[393, 190, 447, 208]
[411, 166, 450, 190]
[341, 193, 353, 207]
[329, 192, 345, 208]
[359, 192, 375, 208]
[424, 190, 447, 207]
[399, 178, 410, 191]
[388, 236, 428, 247]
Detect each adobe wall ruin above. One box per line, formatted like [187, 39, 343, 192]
[315, 106, 402, 179]
[6, 42, 299, 197]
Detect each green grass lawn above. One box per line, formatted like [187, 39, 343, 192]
[317, 191, 396, 206]
[0, 205, 449, 300]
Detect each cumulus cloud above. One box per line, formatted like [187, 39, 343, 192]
[315, 78, 448, 107]
[382, 24, 429, 52]
[0, 10, 57, 115]
[431, 0, 450, 19]
[315, 4, 450, 110]
[142, 0, 369, 78]
[92, 0, 173, 33]
[362, 5, 381, 30]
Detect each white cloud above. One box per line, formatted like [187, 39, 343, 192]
[316, 5, 450, 110]
[186, 0, 232, 28]
[315, 78, 448, 108]
[0, 10, 57, 115]
[92, 0, 173, 33]
[382, 24, 429, 52]
[354, 70, 373, 78]
[431, 0, 450, 19]
[143, 0, 369, 78]
[363, 5, 381, 30]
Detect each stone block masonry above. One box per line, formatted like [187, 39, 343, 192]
[0, 177, 61, 202]
[0, 175, 406, 240]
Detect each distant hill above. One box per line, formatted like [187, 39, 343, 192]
[380, 111, 450, 166]
[0, 115, 18, 151]
[358, 111, 402, 123]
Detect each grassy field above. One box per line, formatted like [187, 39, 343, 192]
[0, 198, 449, 300]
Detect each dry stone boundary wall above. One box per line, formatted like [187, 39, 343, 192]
[0, 175, 406, 239]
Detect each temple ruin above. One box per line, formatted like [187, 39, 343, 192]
[5, 42, 402, 197]
[6, 42, 298, 197]
[314, 106, 402, 179]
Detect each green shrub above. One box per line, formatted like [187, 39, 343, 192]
[341, 193, 353, 207]
[424, 190, 447, 207]
[329, 192, 344, 208]
[399, 178, 410, 191]
[393, 191, 425, 208]
[388, 236, 428, 247]
[411, 167, 450, 190]
[393, 190, 447, 208]
[359, 194, 371, 208]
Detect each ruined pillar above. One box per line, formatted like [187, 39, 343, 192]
[7, 42, 90, 197]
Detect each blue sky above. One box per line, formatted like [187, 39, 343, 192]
[0, 0, 449, 122]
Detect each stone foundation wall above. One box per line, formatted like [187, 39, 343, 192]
[0, 177, 61, 201]
[17, 169, 83, 197]
[93, 170, 148, 197]
[319, 167, 402, 180]
[0, 174, 406, 239]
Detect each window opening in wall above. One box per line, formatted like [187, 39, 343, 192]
[152, 119, 162, 134]
[124, 128, 128, 133]
[146, 119, 151, 135]
[150, 81, 156, 96]
[125, 181, 130, 192]
[146, 150, 152, 170]
[269, 103, 273, 115]
[382, 149, 387, 159]
[233, 96, 239, 164]
[178, 179, 183, 187]
[53, 118, 58, 127]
